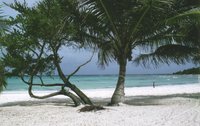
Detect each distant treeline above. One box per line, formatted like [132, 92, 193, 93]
[173, 67, 200, 74]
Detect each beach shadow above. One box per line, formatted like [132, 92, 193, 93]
[124, 93, 200, 106]
[174, 93, 200, 99]
[92, 98, 111, 106]
[124, 97, 161, 106]
[0, 97, 113, 108]
[0, 98, 75, 107]
[1, 93, 199, 107]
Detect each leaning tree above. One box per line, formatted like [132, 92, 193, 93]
[0, 0, 94, 106]
[0, 5, 8, 92]
[81, 0, 200, 105]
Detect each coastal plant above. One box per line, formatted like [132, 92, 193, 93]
[81, 0, 200, 105]
[0, 0, 93, 106]
[173, 67, 200, 74]
[0, 61, 7, 92]
[134, 1, 200, 66]
[0, 5, 8, 93]
[0, 5, 7, 36]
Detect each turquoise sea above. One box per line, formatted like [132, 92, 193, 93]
[5, 74, 200, 91]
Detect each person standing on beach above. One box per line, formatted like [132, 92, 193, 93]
[153, 82, 155, 88]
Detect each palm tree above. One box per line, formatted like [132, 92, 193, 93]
[135, 6, 200, 66]
[82, 0, 200, 105]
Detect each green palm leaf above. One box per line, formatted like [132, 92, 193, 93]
[0, 5, 7, 37]
[134, 44, 199, 67]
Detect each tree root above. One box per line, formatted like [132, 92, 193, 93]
[79, 105, 105, 112]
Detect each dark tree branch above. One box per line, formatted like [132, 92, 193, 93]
[32, 83, 65, 87]
[62, 89, 82, 106]
[28, 87, 62, 99]
[67, 51, 94, 80]
[28, 84, 81, 106]
[36, 75, 44, 85]
[51, 44, 68, 84]
[20, 74, 65, 87]
[20, 74, 31, 85]
[28, 47, 40, 57]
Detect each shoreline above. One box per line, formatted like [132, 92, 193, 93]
[0, 83, 200, 105]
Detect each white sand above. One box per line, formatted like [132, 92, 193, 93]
[0, 84, 200, 126]
[85, 83, 200, 98]
[1, 84, 200, 104]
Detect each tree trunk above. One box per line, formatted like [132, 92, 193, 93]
[110, 60, 127, 105]
[62, 89, 81, 107]
[68, 83, 93, 105]
[28, 85, 81, 106]
[54, 57, 93, 105]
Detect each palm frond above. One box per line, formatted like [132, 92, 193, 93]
[166, 9, 200, 25]
[82, 0, 200, 68]
[193, 55, 200, 65]
[134, 44, 198, 67]
[97, 41, 115, 68]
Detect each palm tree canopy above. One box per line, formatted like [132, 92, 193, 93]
[135, 6, 200, 67]
[82, 0, 200, 67]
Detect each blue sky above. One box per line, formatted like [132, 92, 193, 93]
[1, 0, 197, 75]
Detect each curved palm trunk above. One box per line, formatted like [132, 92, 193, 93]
[68, 83, 93, 105]
[62, 89, 82, 106]
[28, 84, 81, 106]
[54, 59, 93, 105]
[110, 60, 127, 105]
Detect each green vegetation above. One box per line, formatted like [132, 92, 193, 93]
[0, 0, 200, 106]
[0, 0, 93, 106]
[173, 67, 200, 74]
[0, 6, 7, 93]
[0, 61, 7, 92]
[83, 0, 200, 105]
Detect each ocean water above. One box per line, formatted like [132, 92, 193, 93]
[5, 74, 200, 91]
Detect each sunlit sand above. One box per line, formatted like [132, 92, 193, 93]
[0, 84, 200, 126]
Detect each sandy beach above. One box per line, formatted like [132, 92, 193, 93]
[1, 0, 200, 125]
[0, 84, 200, 126]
